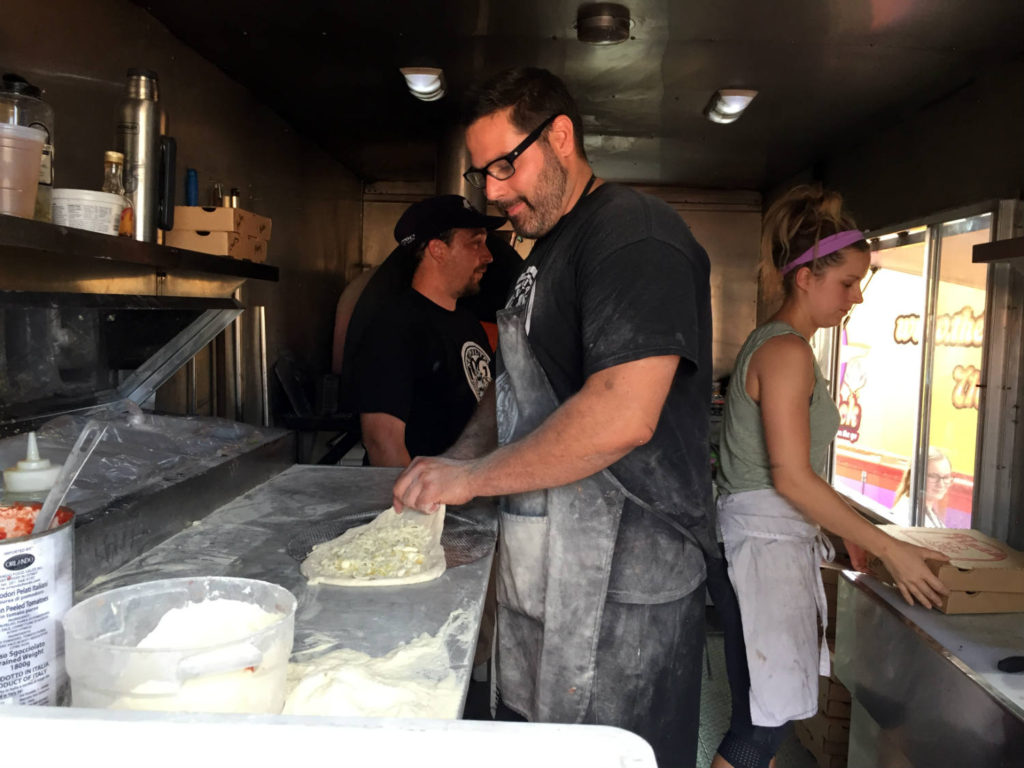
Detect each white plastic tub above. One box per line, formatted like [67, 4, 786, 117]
[51, 188, 125, 235]
[62, 576, 296, 714]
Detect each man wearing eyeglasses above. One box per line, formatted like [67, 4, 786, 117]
[392, 68, 714, 767]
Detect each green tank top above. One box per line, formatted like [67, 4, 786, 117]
[717, 321, 840, 495]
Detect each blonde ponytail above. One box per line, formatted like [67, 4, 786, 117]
[760, 184, 866, 298]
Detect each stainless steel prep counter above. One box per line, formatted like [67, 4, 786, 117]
[2, 464, 660, 767]
[835, 571, 1024, 767]
[80, 464, 498, 716]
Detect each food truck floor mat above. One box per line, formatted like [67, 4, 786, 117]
[287, 509, 494, 569]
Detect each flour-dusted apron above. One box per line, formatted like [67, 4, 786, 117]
[492, 301, 631, 724]
[718, 488, 834, 727]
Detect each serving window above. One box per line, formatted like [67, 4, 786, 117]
[814, 210, 994, 529]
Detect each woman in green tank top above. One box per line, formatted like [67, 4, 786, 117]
[711, 186, 950, 768]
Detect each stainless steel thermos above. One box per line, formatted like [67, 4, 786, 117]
[114, 69, 175, 242]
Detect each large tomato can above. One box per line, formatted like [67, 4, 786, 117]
[0, 502, 74, 705]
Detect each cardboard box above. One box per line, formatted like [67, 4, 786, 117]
[939, 589, 1024, 614]
[801, 710, 850, 744]
[172, 206, 272, 241]
[818, 692, 852, 718]
[867, 527, 1024, 613]
[820, 677, 851, 704]
[795, 719, 849, 768]
[165, 229, 267, 262]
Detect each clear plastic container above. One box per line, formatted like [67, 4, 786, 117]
[62, 576, 296, 714]
[0, 74, 54, 222]
[0, 122, 44, 218]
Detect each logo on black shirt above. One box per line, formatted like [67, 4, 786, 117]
[462, 342, 492, 401]
[506, 266, 538, 310]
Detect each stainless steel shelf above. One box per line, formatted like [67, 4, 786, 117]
[0, 214, 277, 297]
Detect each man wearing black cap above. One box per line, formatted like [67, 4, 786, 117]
[351, 195, 506, 466]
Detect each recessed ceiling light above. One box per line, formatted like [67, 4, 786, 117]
[576, 3, 631, 45]
[400, 67, 445, 102]
[704, 89, 758, 124]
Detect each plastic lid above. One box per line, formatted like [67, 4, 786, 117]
[1, 73, 42, 98]
[0, 121, 45, 142]
[104, 150, 125, 163]
[3, 432, 62, 493]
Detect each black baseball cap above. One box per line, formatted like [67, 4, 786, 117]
[394, 195, 506, 248]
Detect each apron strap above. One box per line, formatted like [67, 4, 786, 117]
[614, 477, 714, 558]
[813, 531, 835, 676]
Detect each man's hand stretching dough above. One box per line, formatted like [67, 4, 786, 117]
[392, 355, 679, 514]
[393, 456, 476, 513]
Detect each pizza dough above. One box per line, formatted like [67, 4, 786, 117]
[300, 505, 446, 587]
[282, 608, 472, 718]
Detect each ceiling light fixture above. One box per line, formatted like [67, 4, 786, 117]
[400, 67, 446, 102]
[704, 89, 758, 124]
[576, 3, 631, 45]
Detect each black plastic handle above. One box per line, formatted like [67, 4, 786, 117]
[158, 135, 177, 230]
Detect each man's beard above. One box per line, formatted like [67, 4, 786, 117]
[495, 146, 568, 239]
[457, 276, 483, 299]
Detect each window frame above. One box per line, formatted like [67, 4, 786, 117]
[818, 199, 1021, 540]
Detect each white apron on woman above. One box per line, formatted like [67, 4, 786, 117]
[718, 488, 833, 727]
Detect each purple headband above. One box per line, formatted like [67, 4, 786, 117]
[781, 229, 866, 275]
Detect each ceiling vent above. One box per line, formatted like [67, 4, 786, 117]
[576, 3, 631, 45]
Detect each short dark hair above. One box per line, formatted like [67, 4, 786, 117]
[414, 228, 454, 263]
[463, 67, 587, 159]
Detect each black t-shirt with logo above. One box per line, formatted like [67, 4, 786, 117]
[501, 182, 714, 602]
[355, 289, 492, 460]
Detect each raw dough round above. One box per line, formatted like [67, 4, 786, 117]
[300, 505, 446, 587]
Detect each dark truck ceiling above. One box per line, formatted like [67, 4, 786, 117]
[134, 0, 1024, 190]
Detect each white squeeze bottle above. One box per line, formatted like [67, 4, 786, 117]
[3, 431, 62, 503]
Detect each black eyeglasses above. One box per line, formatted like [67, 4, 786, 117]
[463, 114, 560, 189]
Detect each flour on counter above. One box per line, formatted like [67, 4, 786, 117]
[300, 505, 447, 588]
[283, 608, 473, 719]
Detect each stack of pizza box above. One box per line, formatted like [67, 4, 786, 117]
[867, 526, 1024, 614]
[166, 206, 272, 262]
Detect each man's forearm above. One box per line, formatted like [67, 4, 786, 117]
[468, 387, 638, 496]
[361, 412, 412, 467]
[467, 356, 677, 497]
[392, 357, 678, 513]
[445, 383, 497, 460]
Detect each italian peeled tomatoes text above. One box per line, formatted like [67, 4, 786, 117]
[0, 580, 49, 603]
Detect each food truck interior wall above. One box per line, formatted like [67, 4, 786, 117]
[2, 0, 363, 424]
[3, 0, 1023, 427]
